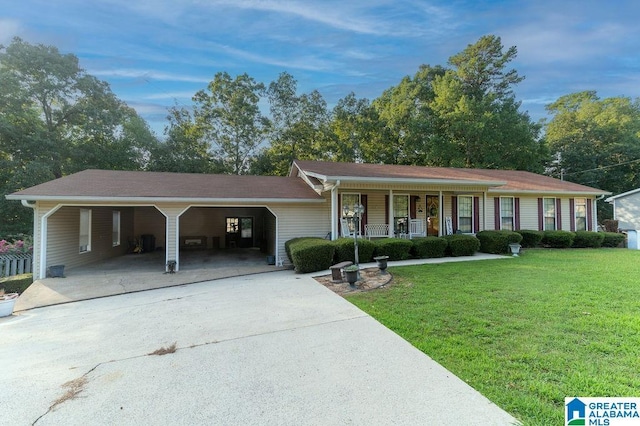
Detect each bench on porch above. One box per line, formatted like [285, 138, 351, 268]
[365, 223, 390, 240]
[180, 236, 207, 250]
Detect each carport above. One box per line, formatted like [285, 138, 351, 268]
[7, 170, 326, 280]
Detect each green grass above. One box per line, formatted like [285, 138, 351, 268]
[346, 249, 640, 425]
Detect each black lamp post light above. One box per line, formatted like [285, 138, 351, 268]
[342, 202, 365, 285]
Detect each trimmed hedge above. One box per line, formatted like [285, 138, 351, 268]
[444, 234, 480, 257]
[285, 237, 323, 263]
[288, 238, 335, 273]
[542, 230, 575, 248]
[476, 230, 523, 254]
[411, 237, 448, 258]
[373, 238, 414, 261]
[572, 231, 604, 248]
[517, 230, 544, 248]
[333, 237, 375, 263]
[0, 273, 33, 294]
[601, 232, 625, 248]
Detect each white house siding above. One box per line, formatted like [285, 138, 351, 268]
[268, 201, 331, 264]
[45, 206, 131, 274]
[612, 194, 640, 230]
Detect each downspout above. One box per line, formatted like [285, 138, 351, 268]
[331, 180, 340, 240]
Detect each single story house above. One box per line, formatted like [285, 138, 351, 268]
[605, 188, 640, 249]
[7, 160, 610, 279]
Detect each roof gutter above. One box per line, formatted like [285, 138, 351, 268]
[308, 174, 506, 187]
[7, 195, 325, 204]
[21, 200, 36, 209]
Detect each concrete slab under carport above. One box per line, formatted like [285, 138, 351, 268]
[15, 248, 280, 311]
[1, 267, 519, 425]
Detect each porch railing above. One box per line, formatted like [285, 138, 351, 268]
[0, 253, 33, 277]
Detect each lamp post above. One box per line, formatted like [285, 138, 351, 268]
[343, 202, 365, 273]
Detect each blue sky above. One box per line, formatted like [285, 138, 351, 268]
[3, 0, 640, 136]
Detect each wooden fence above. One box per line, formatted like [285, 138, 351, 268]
[0, 253, 33, 277]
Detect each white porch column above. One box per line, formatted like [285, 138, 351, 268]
[439, 190, 443, 236]
[388, 189, 394, 237]
[331, 182, 339, 240]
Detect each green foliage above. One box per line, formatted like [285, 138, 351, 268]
[541, 230, 575, 248]
[476, 230, 523, 254]
[572, 231, 604, 248]
[373, 238, 414, 261]
[444, 234, 480, 256]
[284, 237, 323, 263]
[289, 239, 335, 274]
[0, 273, 33, 294]
[411, 237, 448, 258]
[601, 232, 625, 248]
[332, 238, 375, 264]
[545, 91, 640, 220]
[193, 72, 270, 175]
[517, 230, 544, 248]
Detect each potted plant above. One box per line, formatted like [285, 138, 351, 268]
[508, 243, 522, 257]
[374, 255, 389, 272]
[343, 265, 359, 289]
[0, 289, 19, 317]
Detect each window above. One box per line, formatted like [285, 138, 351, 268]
[226, 217, 239, 233]
[544, 198, 556, 230]
[500, 197, 514, 231]
[79, 209, 92, 253]
[575, 198, 587, 231]
[458, 196, 473, 233]
[112, 211, 121, 247]
[342, 193, 361, 234]
[393, 194, 409, 235]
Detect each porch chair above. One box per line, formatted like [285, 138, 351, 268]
[409, 219, 426, 239]
[340, 218, 355, 238]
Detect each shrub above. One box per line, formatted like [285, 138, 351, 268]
[285, 237, 323, 263]
[476, 230, 522, 254]
[333, 238, 375, 264]
[0, 273, 33, 294]
[601, 232, 625, 248]
[517, 230, 544, 248]
[411, 237, 448, 258]
[373, 238, 414, 261]
[541, 230, 575, 248]
[572, 231, 604, 248]
[289, 239, 335, 273]
[444, 234, 480, 257]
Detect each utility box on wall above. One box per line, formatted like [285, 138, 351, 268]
[626, 230, 639, 249]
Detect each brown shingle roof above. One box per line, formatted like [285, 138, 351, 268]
[8, 170, 324, 201]
[293, 160, 609, 194]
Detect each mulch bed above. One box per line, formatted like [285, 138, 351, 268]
[313, 267, 393, 296]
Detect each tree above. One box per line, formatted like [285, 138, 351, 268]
[251, 72, 330, 175]
[147, 106, 224, 174]
[428, 35, 545, 170]
[193, 72, 270, 175]
[545, 91, 640, 199]
[372, 65, 446, 165]
[0, 37, 158, 234]
[0, 37, 157, 177]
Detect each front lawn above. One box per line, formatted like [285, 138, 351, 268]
[346, 249, 640, 425]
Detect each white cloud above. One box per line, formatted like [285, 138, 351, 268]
[89, 68, 210, 84]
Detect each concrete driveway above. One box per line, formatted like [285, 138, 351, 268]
[1, 269, 520, 425]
